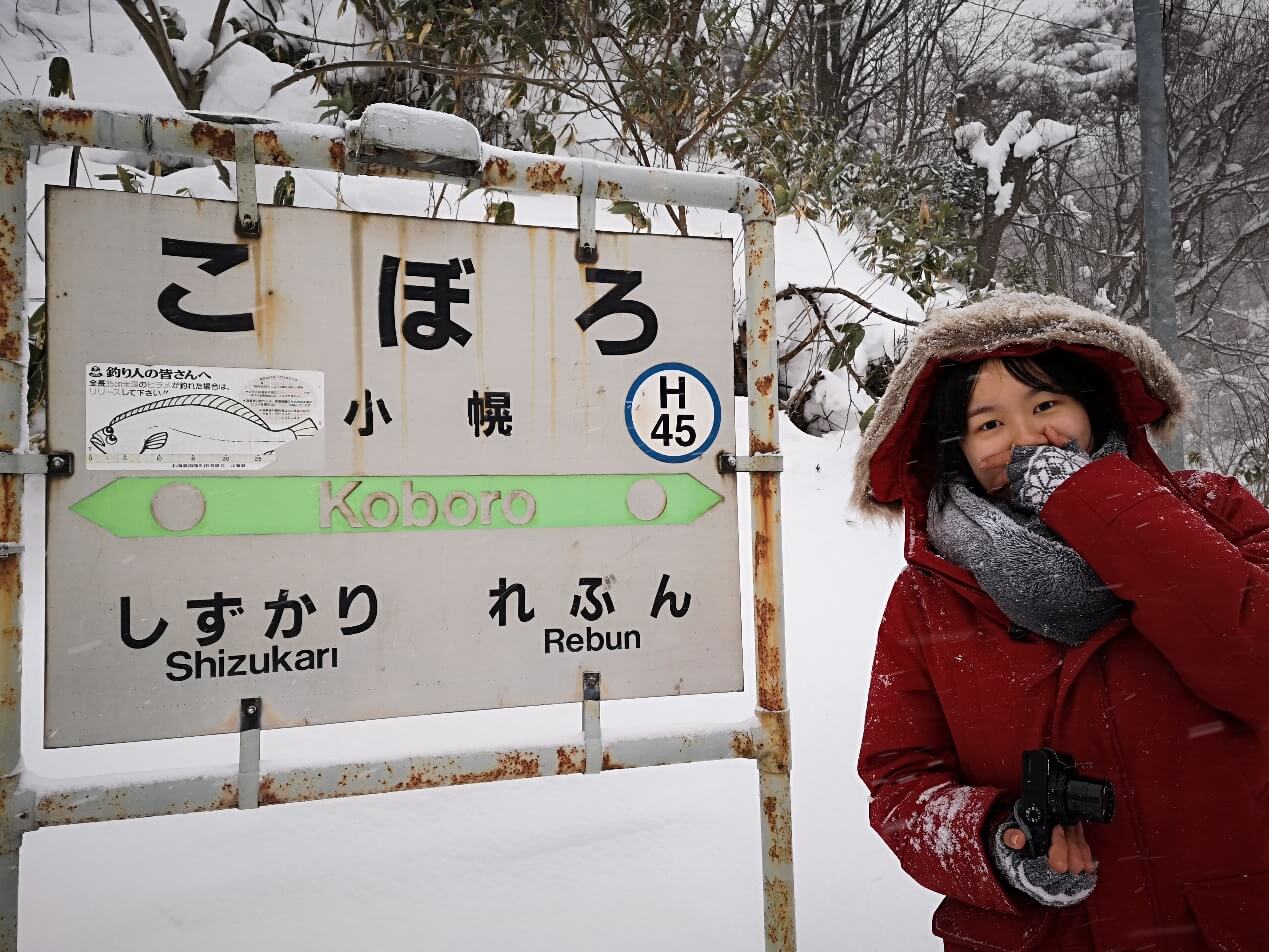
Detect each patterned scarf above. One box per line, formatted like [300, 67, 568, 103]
[924, 433, 1129, 646]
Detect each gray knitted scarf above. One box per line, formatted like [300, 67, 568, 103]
[925, 433, 1129, 645]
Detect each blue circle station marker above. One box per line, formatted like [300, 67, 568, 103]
[624, 362, 722, 464]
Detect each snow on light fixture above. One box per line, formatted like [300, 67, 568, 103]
[348, 103, 481, 179]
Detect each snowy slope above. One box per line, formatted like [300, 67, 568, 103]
[5, 3, 944, 948]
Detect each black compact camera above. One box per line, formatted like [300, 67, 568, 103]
[1013, 748, 1115, 859]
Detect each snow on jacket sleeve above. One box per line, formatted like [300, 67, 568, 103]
[858, 569, 1023, 915]
[1041, 456, 1269, 728]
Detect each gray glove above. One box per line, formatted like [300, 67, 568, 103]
[990, 819, 1097, 907]
[1007, 442, 1090, 513]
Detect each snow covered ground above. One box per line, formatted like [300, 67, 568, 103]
[3, 2, 947, 947]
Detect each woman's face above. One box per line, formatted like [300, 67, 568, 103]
[961, 359, 1094, 495]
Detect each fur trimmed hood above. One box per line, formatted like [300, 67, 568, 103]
[853, 292, 1191, 521]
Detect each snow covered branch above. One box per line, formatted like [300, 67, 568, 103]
[953, 110, 1077, 290]
[953, 112, 1077, 218]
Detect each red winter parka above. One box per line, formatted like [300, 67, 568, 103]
[852, 294, 1269, 952]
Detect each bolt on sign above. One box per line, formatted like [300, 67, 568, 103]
[44, 188, 741, 747]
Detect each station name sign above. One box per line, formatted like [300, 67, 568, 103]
[44, 189, 742, 747]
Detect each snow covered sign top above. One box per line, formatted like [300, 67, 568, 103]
[43, 187, 742, 746]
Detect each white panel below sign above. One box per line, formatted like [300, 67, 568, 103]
[44, 188, 743, 747]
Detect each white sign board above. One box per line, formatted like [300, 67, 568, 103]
[45, 189, 742, 747]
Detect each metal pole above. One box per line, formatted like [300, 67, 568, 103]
[0, 143, 28, 952]
[739, 182, 796, 951]
[34, 725, 759, 825]
[1134, 0, 1184, 469]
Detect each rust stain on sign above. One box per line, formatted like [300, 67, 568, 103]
[328, 139, 346, 171]
[190, 122, 236, 160]
[556, 746, 586, 775]
[763, 876, 794, 948]
[42, 106, 93, 145]
[601, 751, 630, 771]
[755, 591, 786, 712]
[525, 160, 570, 192]
[762, 794, 793, 864]
[483, 155, 515, 186]
[256, 130, 294, 168]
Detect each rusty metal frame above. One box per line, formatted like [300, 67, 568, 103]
[0, 97, 792, 951]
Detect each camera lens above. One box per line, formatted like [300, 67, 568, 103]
[1064, 778, 1115, 823]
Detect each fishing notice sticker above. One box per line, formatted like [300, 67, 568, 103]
[85, 363, 325, 471]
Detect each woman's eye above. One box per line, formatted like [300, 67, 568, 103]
[979, 420, 1002, 432]
[1035, 400, 1058, 413]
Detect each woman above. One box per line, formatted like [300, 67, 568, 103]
[853, 293, 1269, 951]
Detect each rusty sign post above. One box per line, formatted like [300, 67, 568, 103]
[0, 98, 792, 950]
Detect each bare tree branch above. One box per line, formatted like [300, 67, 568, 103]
[776, 283, 921, 325]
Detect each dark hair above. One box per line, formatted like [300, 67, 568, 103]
[925, 349, 1123, 503]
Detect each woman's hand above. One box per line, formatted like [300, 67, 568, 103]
[974, 428, 1079, 495]
[1007, 436, 1093, 513]
[1041, 425, 1077, 448]
[976, 447, 1014, 494]
[1002, 822, 1096, 874]
[990, 818, 1099, 906]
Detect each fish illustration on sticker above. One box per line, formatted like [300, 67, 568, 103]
[90, 393, 318, 457]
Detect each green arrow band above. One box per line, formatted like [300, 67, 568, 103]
[71, 474, 725, 539]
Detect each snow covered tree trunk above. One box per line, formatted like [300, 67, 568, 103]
[968, 152, 1036, 290]
[953, 112, 1074, 291]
